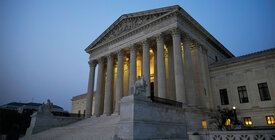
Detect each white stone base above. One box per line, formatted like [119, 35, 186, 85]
[117, 94, 189, 140]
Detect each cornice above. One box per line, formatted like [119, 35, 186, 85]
[175, 9, 234, 58]
[209, 47, 275, 70]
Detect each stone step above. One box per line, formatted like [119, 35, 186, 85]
[22, 115, 120, 140]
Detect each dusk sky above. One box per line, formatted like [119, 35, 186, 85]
[0, 0, 274, 111]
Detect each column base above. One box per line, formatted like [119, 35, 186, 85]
[111, 112, 120, 116]
[91, 115, 98, 118]
[100, 113, 111, 117]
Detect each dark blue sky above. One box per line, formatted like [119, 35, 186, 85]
[0, 0, 274, 111]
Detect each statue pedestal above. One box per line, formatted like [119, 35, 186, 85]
[25, 111, 59, 137]
[23, 100, 59, 138]
[116, 94, 187, 140]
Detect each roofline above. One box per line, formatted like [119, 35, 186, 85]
[210, 47, 275, 68]
[177, 8, 234, 58]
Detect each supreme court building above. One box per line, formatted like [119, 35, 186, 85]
[70, 5, 275, 139]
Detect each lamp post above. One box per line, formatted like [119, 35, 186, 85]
[232, 106, 238, 124]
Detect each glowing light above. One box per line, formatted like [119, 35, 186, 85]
[225, 119, 231, 126]
[266, 116, 275, 125]
[202, 120, 207, 128]
[244, 117, 252, 126]
[232, 106, 236, 110]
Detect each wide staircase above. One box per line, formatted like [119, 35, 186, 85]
[24, 114, 120, 140]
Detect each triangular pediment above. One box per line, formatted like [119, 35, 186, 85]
[85, 5, 180, 51]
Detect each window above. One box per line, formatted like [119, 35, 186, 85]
[225, 119, 231, 126]
[266, 116, 275, 125]
[238, 86, 249, 103]
[258, 83, 271, 101]
[244, 117, 252, 126]
[220, 89, 229, 105]
[215, 56, 218, 62]
[202, 120, 207, 129]
[78, 110, 81, 117]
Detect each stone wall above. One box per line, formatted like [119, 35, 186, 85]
[210, 51, 275, 126]
[71, 93, 89, 114]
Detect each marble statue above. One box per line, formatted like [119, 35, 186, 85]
[38, 99, 53, 112]
[130, 76, 147, 96]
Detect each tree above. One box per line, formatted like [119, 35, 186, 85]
[209, 106, 241, 131]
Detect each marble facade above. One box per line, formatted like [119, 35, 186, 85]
[84, 5, 233, 118]
[81, 5, 274, 128]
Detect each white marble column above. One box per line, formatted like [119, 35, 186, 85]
[142, 39, 151, 97]
[167, 42, 176, 100]
[94, 57, 105, 117]
[191, 43, 205, 107]
[156, 33, 167, 98]
[103, 54, 114, 116]
[183, 35, 197, 106]
[129, 44, 137, 94]
[202, 47, 214, 109]
[152, 47, 158, 97]
[85, 60, 96, 118]
[196, 43, 211, 107]
[114, 50, 124, 114]
[171, 28, 186, 103]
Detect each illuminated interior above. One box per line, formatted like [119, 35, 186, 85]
[181, 42, 184, 61]
[164, 45, 169, 97]
[266, 116, 275, 125]
[225, 119, 231, 126]
[136, 50, 142, 78]
[244, 117, 252, 126]
[123, 57, 129, 97]
[112, 60, 118, 111]
[149, 49, 154, 82]
[112, 47, 159, 98]
[201, 120, 207, 128]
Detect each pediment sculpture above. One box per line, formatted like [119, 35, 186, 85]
[96, 12, 167, 45]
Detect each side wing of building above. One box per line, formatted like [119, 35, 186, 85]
[210, 48, 275, 126]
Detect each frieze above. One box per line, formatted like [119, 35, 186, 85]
[97, 13, 167, 46]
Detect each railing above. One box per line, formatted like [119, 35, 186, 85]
[148, 96, 182, 108]
[188, 130, 275, 140]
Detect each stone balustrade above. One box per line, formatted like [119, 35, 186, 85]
[188, 130, 275, 140]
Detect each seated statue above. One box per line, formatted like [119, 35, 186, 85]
[38, 99, 53, 112]
[130, 76, 147, 96]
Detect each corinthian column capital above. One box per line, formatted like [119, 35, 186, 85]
[142, 39, 150, 48]
[98, 57, 105, 64]
[117, 49, 124, 57]
[107, 53, 114, 60]
[155, 33, 164, 43]
[129, 44, 137, 53]
[88, 60, 96, 68]
[182, 34, 192, 43]
[171, 27, 181, 36]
